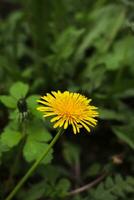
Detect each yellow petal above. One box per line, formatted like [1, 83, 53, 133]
[64, 120, 69, 129]
[51, 115, 61, 122]
[80, 121, 90, 132]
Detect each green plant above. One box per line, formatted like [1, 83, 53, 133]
[0, 0, 134, 199]
[89, 175, 134, 200]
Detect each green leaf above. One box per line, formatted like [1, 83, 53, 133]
[18, 181, 46, 200]
[89, 175, 134, 200]
[23, 138, 53, 164]
[28, 120, 52, 142]
[0, 140, 9, 153]
[112, 125, 134, 149]
[1, 128, 22, 148]
[85, 163, 101, 177]
[82, 64, 106, 91]
[39, 165, 66, 182]
[99, 108, 124, 121]
[0, 95, 16, 108]
[62, 142, 81, 166]
[10, 82, 29, 99]
[56, 178, 71, 197]
[114, 88, 134, 99]
[29, 127, 52, 143]
[53, 26, 84, 60]
[9, 109, 19, 121]
[75, 5, 125, 61]
[0, 139, 9, 163]
[23, 120, 52, 164]
[27, 95, 42, 118]
[105, 177, 114, 188]
[102, 52, 123, 71]
[102, 35, 134, 71]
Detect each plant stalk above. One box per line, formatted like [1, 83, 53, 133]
[5, 128, 63, 200]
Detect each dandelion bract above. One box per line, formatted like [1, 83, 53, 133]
[37, 91, 99, 134]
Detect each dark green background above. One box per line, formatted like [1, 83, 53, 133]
[0, 0, 134, 199]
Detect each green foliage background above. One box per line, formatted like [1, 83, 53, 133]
[0, 0, 134, 199]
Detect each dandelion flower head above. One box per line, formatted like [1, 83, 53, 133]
[37, 91, 99, 134]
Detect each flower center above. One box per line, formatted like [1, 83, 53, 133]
[63, 111, 72, 119]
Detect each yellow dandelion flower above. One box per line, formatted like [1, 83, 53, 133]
[37, 91, 99, 134]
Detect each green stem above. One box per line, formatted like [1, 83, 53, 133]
[5, 128, 63, 200]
